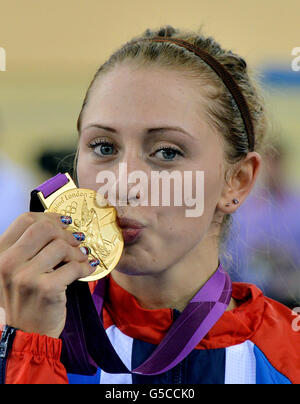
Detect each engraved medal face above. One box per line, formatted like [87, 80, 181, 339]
[46, 188, 124, 282]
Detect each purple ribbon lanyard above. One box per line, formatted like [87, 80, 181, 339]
[30, 173, 233, 376]
[30, 173, 70, 211]
[92, 264, 232, 375]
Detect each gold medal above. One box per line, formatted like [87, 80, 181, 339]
[34, 174, 124, 282]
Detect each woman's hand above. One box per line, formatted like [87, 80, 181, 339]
[0, 212, 92, 338]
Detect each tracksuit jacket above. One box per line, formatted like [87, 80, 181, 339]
[1, 275, 300, 384]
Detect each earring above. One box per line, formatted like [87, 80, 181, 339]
[225, 198, 240, 207]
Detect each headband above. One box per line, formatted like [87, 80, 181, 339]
[139, 37, 255, 152]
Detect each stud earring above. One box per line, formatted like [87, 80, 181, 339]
[225, 198, 240, 207]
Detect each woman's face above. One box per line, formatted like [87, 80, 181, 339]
[77, 63, 226, 275]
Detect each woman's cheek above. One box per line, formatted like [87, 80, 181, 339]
[157, 206, 205, 246]
[77, 158, 100, 191]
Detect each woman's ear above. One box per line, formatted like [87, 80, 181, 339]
[217, 152, 262, 213]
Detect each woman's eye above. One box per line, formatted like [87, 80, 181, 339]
[87, 141, 183, 161]
[88, 141, 116, 157]
[152, 147, 184, 161]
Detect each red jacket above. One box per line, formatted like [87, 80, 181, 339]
[1, 279, 300, 384]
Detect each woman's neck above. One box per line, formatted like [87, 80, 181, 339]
[111, 240, 236, 312]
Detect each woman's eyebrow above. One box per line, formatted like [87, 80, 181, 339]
[83, 123, 193, 138]
[148, 126, 193, 139]
[83, 124, 117, 133]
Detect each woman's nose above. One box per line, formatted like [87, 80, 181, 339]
[115, 159, 145, 205]
[105, 151, 148, 206]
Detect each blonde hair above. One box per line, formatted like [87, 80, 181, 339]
[76, 25, 270, 252]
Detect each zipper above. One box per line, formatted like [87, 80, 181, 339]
[0, 326, 17, 384]
[172, 309, 183, 384]
[173, 361, 183, 384]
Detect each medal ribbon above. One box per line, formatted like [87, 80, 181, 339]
[30, 174, 233, 376]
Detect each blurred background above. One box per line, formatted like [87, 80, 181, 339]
[0, 0, 299, 306]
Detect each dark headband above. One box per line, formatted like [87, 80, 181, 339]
[139, 37, 255, 152]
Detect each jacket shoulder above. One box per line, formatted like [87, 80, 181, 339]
[251, 296, 300, 384]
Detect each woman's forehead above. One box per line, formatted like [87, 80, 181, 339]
[81, 64, 210, 134]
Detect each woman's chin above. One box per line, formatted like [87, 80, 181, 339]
[114, 238, 165, 276]
[114, 259, 163, 277]
[114, 264, 152, 276]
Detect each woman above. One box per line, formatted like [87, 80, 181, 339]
[0, 26, 299, 384]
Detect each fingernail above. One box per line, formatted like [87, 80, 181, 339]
[80, 246, 91, 256]
[89, 259, 100, 268]
[61, 216, 72, 225]
[73, 232, 85, 242]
